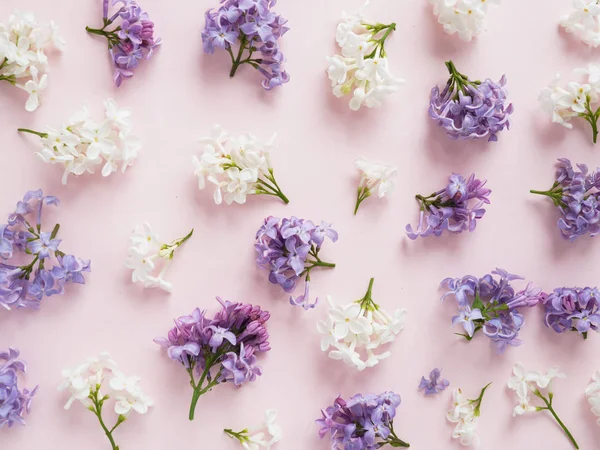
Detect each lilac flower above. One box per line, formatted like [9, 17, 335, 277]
[0, 190, 90, 311]
[202, 0, 290, 90]
[406, 172, 491, 239]
[316, 392, 409, 449]
[154, 298, 270, 420]
[441, 268, 546, 354]
[418, 368, 450, 396]
[429, 61, 513, 142]
[0, 348, 38, 428]
[255, 216, 337, 310]
[531, 158, 600, 241]
[87, 0, 161, 86]
[543, 287, 600, 339]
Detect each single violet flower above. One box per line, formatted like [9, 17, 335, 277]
[418, 368, 450, 396]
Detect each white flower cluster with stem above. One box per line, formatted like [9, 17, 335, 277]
[192, 125, 289, 206]
[59, 353, 153, 450]
[539, 63, 600, 143]
[354, 157, 397, 214]
[561, 0, 600, 47]
[507, 363, 579, 449]
[224, 409, 282, 450]
[326, 7, 404, 111]
[18, 99, 141, 184]
[0, 10, 65, 111]
[446, 383, 491, 447]
[429, 0, 500, 42]
[585, 371, 600, 426]
[124, 222, 193, 294]
[317, 278, 407, 371]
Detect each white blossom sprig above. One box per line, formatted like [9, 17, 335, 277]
[0, 10, 65, 111]
[58, 353, 153, 450]
[224, 409, 282, 450]
[507, 363, 579, 449]
[561, 1, 600, 47]
[446, 383, 491, 447]
[124, 222, 193, 294]
[18, 99, 141, 184]
[192, 125, 289, 206]
[585, 371, 600, 426]
[429, 0, 500, 42]
[317, 278, 407, 371]
[326, 7, 404, 111]
[354, 157, 397, 214]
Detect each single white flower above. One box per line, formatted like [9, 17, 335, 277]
[19, 66, 47, 112]
[585, 371, 600, 397]
[354, 157, 398, 214]
[225, 409, 282, 449]
[446, 384, 490, 447]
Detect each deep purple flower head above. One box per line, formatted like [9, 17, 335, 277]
[418, 368, 450, 396]
[255, 216, 337, 310]
[543, 287, 600, 337]
[316, 391, 409, 449]
[406, 172, 491, 239]
[0, 190, 90, 311]
[0, 348, 38, 428]
[201, 0, 290, 90]
[441, 268, 546, 354]
[429, 61, 513, 142]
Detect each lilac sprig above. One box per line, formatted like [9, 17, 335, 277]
[255, 216, 338, 310]
[429, 60, 513, 142]
[530, 158, 600, 241]
[316, 392, 410, 449]
[406, 172, 491, 239]
[154, 298, 271, 421]
[0, 348, 38, 428]
[86, 0, 161, 86]
[0, 190, 90, 311]
[441, 268, 546, 354]
[543, 287, 600, 339]
[202, 0, 290, 90]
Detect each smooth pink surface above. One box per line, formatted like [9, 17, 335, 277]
[2, 0, 600, 449]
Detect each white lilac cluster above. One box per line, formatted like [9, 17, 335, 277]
[429, 0, 500, 42]
[446, 384, 491, 447]
[224, 410, 282, 450]
[561, 1, 600, 47]
[19, 99, 141, 184]
[124, 222, 193, 294]
[0, 10, 65, 111]
[326, 9, 404, 111]
[192, 126, 289, 206]
[317, 279, 407, 371]
[539, 63, 600, 143]
[354, 157, 397, 214]
[585, 371, 600, 425]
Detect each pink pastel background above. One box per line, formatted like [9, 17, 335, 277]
[2, 0, 600, 449]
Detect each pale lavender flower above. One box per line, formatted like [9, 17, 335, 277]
[0, 348, 38, 428]
[543, 287, 600, 338]
[418, 368, 450, 396]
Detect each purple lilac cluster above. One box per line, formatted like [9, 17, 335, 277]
[154, 298, 270, 420]
[418, 368, 449, 396]
[530, 158, 600, 241]
[0, 348, 38, 428]
[86, 0, 161, 86]
[255, 216, 338, 310]
[0, 190, 90, 310]
[543, 287, 600, 338]
[429, 61, 513, 142]
[202, 0, 290, 90]
[316, 392, 410, 449]
[406, 172, 491, 239]
[441, 268, 546, 354]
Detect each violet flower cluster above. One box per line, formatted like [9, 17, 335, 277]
[429, 61, 513, 141]
[0, 190, 90, 310]
[406, 172, 491, 239]
[0, 348, 37, 428]
[530, 158, 600, 241]
[202, 0, 290, 90]
[316, 392, 410, 449]
[154, 298, 270, 421]
[543, 287, 600, 339]
[441, 268, 546, 354]
[255, 216, 338, 310]
[86, 0, 161, 86]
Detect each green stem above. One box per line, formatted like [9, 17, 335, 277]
[387, 423, 410, 447]
[18, 128, 48, 139]
[540, 395, 579, 449]
[176, 228, 194, 246]
[229, 38, 247, 78]
[188, 365, 221, 421]
[86, 26, 110, 37]
[354, 187, 370, 215]
[306, 260, 336, 268]
[90, 389, 121, 450]
[256, 177, 289, 205]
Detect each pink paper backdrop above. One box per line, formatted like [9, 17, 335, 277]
[2, 0, 600, 449]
